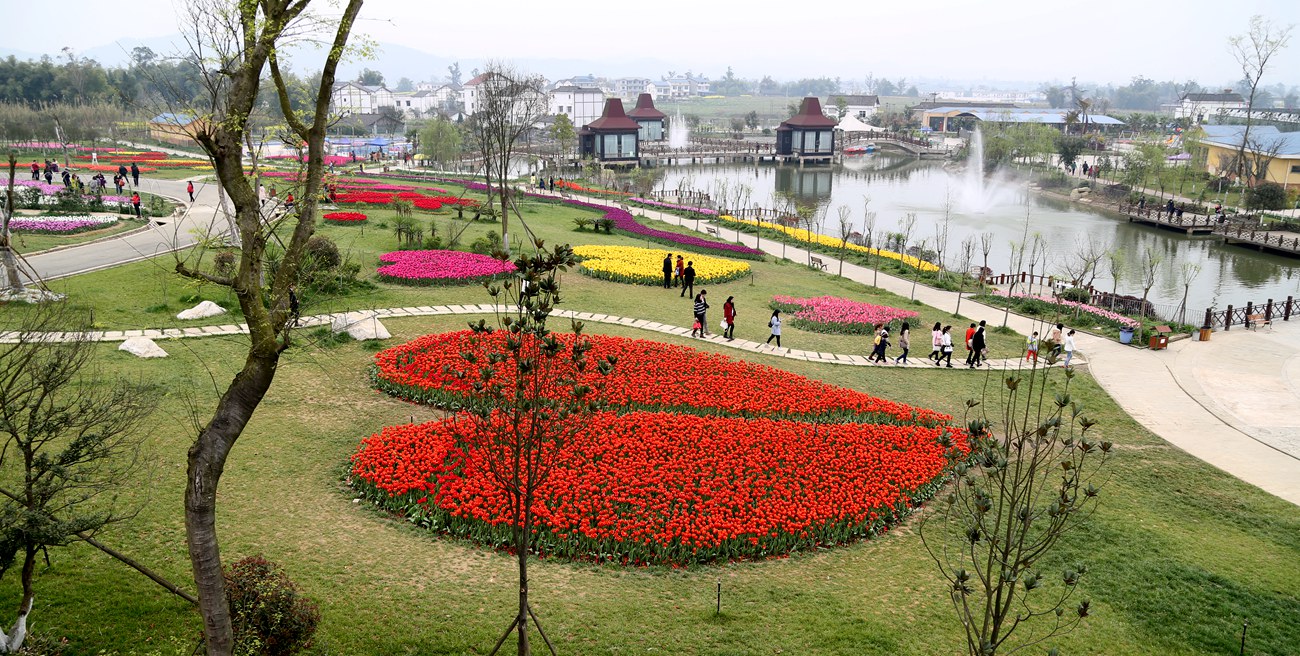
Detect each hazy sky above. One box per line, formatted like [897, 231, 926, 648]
[9, 0, 1300, 87]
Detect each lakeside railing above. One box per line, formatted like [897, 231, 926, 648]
[1204, 297, 1298, 330]
[1214, 224, 1300, 254]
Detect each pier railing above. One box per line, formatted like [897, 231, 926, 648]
[1204, 297, 1298, 330]
[1214, 224, 1300, 254]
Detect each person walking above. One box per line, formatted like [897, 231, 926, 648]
[1049, 323, 1064, 358]
[662, 253, 674, 289]
[44, 168, 53, 185]
[722, 296, 736, 340]
[936, 325, 954, 367]
[117, 163, 128, 182]
[130, 162, 140, 187]
[691, 290, 710, 337]
[969, 321, 987, 368]
[187, 180, 195, 202]
[548, 176, 555, 191]
[61, 169, 72, 189]
[288, 286, 301, 327]
[258, 184, 268, 207]
[964, 322, 977, 366]
[868, 325, 890, 363]
[680, 261, 696, 298]
[1026, 331, 1040, 364]
[893, 321, 911, 364]
[766, 309, 783, 348]
[30, 161, 38, 180]
[131, 192, 142, 218]
[284, 192, 294, 211]
[674, 255, 685, 288]
[928, 321, 943, 361]
[1063, 329, 1077, 367]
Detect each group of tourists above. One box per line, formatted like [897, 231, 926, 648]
[27, 158, 146, 217]
[529, 174, 557, 192]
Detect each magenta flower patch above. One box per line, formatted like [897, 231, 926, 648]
[376, 250, 517, 286]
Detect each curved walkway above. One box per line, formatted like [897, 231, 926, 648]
[0, 304, 1064, 371]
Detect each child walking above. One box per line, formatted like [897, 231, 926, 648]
[1026, 331, 1039, 364]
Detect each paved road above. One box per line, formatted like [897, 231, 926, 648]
[15, 176, 231, 283]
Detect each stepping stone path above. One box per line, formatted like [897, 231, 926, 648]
[1, 304, 1076, 372]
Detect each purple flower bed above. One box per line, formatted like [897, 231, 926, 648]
[629, 198, 718, 216]
[376, 250, 516, 286]
[9, 215, 119, 234]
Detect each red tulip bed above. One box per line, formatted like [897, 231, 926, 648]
[375, 250, 517, 285]
[323, 211, 367, 223]
[351, 331, 967, 565]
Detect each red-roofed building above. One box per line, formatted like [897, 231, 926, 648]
[580, 99, 641, 162]
[776, 97, 837, 158]
[627, 93, 668, 141]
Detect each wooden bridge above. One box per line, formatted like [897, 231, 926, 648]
[1116, 202, 1218, 234]
[1215, 224, 1300, 258]
[839, 136, 951, 158]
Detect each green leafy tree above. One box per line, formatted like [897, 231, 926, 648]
[744, 110, 759, 130]
[1245, 181, 1287, 210]
[922, 364, 1111, 656]
[1056, 136, 1086, 170]
[419, 117, 463, 168]
[357, 67, 385, 86]
[549, 113, 575, 161]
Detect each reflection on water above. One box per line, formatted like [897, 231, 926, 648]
[656, 156, 1299, 314]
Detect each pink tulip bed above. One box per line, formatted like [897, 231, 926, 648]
[9, 214, 119, 234]
[376, 250, 517, 286]
[628, 198, 718, 217]
[985, 290, 1141, 330]
[771, 295, 920, 335]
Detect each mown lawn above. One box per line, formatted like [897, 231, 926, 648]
[1, 177, 1296, 655]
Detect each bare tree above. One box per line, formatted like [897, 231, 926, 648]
[1001, 242, 1025, 328]
[1025, 234, 1047, 297]
[0, 303, 160, 652]
[953, 235, 977, 317]
[922, 366, 1111, 656]
[978, 231, 994, 286]
[1228, 15, 1293, 185]
[1176, 262, 1203, 325]
[1137, 247, 1164, 344]
[862, 195, 879, 287]
[934, 190, 953, 285]
[1, 154, 24, 293]
[910, 236, 929, 301]
[835, 204, 854, 276]
[1105, 249, 1125, 311]
[173, 2, 364, 654]
[467, 63, 549, 256]
[456, 242, 614, 656]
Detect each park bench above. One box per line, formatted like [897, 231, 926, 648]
[809, 256, 828, 271]
[705, 226, 720, 237]
[1246, 313, 1272, 331]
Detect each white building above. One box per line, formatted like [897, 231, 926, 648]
[1175, 91, 1248, 124]
[462, 72, 548, 119]
[391, 91, 437, 116]
[549, 86, 605, 126]
[331, 81, 395, 114]
[614, 77, 653, 98]
[826, 94, 880, 120]
[660, 75, 710, 98]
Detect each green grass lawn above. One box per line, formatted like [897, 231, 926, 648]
[2, 178, 1297, 655]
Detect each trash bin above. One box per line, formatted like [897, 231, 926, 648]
[1119, 327, 1135, 344]
[1149, 335, 1169, 350]
[1199, 327, 1212, 342]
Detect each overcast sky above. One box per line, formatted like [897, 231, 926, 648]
[9, 0, 1300, 88]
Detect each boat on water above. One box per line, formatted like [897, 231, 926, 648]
[843, 143, 876, 155]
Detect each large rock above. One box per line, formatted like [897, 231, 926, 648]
[119, 336, 168, 358]
[176, 300, 227, 320]
[331, 311, 391, 341]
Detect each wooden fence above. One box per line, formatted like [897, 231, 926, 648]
[1204, 297, 1298, 330]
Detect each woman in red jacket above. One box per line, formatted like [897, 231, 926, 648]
[722, 296, 736, 341]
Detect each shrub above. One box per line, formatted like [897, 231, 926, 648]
[305, 236, 341, 270]
[572, 217, 593, 231]
[593, 217, 615, 233]
[1246, 181, 1287, 211]
[469, 230, 502, 255]
[224, 556, 321, 656]
[1058, 286, 1091, 303]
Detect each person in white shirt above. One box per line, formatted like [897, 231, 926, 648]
[1063, 329, 1077, 367]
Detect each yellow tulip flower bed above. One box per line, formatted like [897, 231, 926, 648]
[573, 245, 751, 286]
[717, 215, 940, 272]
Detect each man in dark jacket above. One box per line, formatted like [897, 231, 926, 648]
[130, 162, 140, 187]
[662, 253, 673, 289]
[969, 320, 987, 368]
[680, 261, 696, 298]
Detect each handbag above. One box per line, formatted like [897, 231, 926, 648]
[943, 345, 953, 353]
[720, 319, 729, 329]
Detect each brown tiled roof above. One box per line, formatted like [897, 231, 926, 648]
[627, 93, 667, 120]
[585, 99, 640, 131]
[780, 97, 837, 128]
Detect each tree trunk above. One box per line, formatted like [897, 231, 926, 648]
[2, 155, 25, 292]
[516, 513, 532, 656]
[186, 353, 280, 656]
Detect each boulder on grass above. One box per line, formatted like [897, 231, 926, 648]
[331, 311, 390, 341]
[119, 336, 168, 358]
[176, 300, 227, 320]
